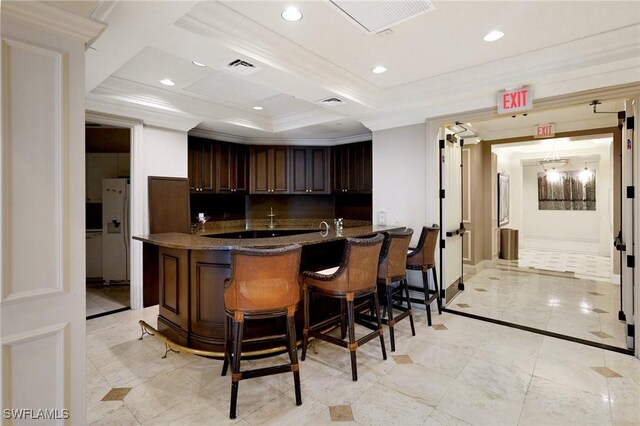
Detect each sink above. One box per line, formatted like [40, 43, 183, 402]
[205, 229, 319, 239]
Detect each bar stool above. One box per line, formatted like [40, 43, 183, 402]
[377, 228, 415, 352]
[301, 234, 386, 381]
[406, 225, 441, 326]
[221, 244, 302, 419]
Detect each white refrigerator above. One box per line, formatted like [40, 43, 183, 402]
[102, 178, 130, 283]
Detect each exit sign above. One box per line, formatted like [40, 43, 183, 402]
[497, 87, 532, 114]
[535, 123, 555, 138]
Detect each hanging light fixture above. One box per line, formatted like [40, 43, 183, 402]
[579, 162, 593, 184]
[538, 140, 570, 172]
[547, 169, 561, 183]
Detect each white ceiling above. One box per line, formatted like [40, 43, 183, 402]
[73, 0, 640, 141]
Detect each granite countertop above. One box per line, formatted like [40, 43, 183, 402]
[133, 224, 404, 250]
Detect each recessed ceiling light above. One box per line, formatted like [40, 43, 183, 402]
[372, 66, 387, 74]
[192, 60, 206, 67]
[253, 106, 264, 111]
[483, 30, 504, 42]
[281, 7, 302, 22]
[159, 78, 175, 86]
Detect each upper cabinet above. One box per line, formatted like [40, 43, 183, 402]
[188, 137, 214, 193]
[187, 139, 371, 196]
[291, 147, 330, 194]
[332, 141, 372, 193]
[86, 153, 130, 202]
[216, 142, 248, 193]
[250, 146, 289, 194]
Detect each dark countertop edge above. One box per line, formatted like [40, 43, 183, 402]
[133, 225, 405, 250]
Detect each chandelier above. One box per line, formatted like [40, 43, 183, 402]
[538, 157, 569, 171]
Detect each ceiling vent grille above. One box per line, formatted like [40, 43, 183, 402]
[320, 97, 343, 106]
[329, 0, 434, 33]
[227, 59, 260, 76]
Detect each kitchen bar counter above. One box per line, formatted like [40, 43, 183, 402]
[134, 224, 404, 357]
[133, 224, 401, 250]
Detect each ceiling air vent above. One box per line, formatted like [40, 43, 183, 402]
[320, 97, 343, 106]
[329, 0, 434, 33]
[227, 59, 260, 76]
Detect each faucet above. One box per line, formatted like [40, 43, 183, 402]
[319, 221, 329, 236]
[268, 207, 276, 229]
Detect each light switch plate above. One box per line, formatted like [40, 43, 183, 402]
[378, 211, 387, 225]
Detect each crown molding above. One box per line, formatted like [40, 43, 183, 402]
[188, 129, 248, 144]
[1, 1, 106, 43]
[86, 95, 201, 132]
[92, 76, 274, 131]
[272, 109, 346, 132]
[189, 128, 371, 146]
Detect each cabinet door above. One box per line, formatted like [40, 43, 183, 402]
[188, 138, 215, 192]
[291, 147, 308, 193]
[332, 145, 345, 193]
[309, 147, 329, 193]
[359, 142, 372, 192]
[117, 153, 130, 178]
[201, 142, 215, 192]
[188, 140, 203, 191]
[216, 142, 232, 192]
[235, 144, 248, 192]
[86, 153, 118, 201]
[251, 146, 270, 193]
[272, 146, 289, 193]
[346, 144, 359, 192]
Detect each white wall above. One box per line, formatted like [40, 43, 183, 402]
[141, 125, 188, 234]
[372, 123, 429, 245]
[521, 148, 611, 255]
[495, 151, 523, 232]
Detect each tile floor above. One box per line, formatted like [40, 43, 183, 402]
[87, 283, 130, 317]
[452, 266, 627, 349]
[86, 305, 640, 425]
[516, 244, 613, 283]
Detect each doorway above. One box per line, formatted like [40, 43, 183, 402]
[439, 98, 636, 354]
[85, 124, 131, 318]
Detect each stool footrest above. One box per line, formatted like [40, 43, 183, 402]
[240, 364, 295, 380]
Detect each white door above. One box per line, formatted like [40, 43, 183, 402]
[620, 99, 636, 350]
[440, 133, 464, 304]
[1, 4, 104, 424]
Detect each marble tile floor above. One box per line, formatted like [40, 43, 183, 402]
[87, 283, 130, 317]
[514, 246, 613, 283]
[86, 305, 640, 425]
[451, 267, 627, 349]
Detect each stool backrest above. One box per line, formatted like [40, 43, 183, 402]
[225, 244, 302, 314]
[378, 228, 414, 282]
[408, 225, 440, 269]
[344, 234, 385, 293]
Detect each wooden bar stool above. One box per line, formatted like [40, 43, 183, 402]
[377, 228, 415, 352]
[301, 234, 386, 381]
[221, 244, 302, 419]
[406, 225, 441, 326]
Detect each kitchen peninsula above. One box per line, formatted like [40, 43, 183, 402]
[134, 222, 403, 357]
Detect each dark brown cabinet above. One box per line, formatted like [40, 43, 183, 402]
[188, 137, 214, 193]
[250, 146, 289, 194]
[332, 141, 372, 193]
[216, 142, 247, 193]
[291, 147, 329, 194]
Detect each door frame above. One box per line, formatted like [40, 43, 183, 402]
[85, 112, 145, 309]
[425, 84, 640, 358]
